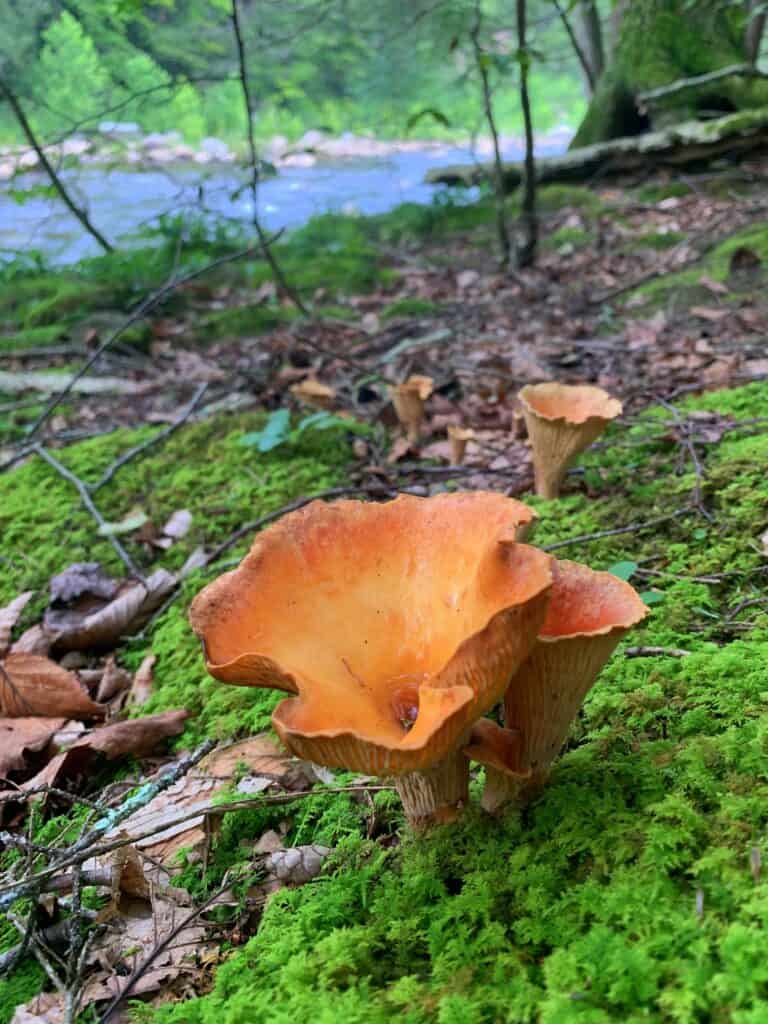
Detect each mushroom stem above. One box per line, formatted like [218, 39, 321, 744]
[533, 463, 566, 500]
[480, 765, 546, 814]
[395, 747, 469, 828]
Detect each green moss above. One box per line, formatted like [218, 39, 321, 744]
[199, 303, 297, 339]
[381, 298, 441, 321]
[634, 182, 692, 203]
[630, 220, 768, 306]
[633, 230, 686, 250]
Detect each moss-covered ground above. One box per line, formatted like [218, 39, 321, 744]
[1, 373, 767, 1022]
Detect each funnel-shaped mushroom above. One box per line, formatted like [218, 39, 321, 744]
[390, 375, 434, 443]
[191, 492, 551, 827]
[447, 425, 475, 466]
[519, 383, 622, 499]
[467, 559, 648, 812]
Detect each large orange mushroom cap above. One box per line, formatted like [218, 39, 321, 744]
[468, 558, 648, 810]
[191, 492, 551, 776]
[519, 382, 622, 499]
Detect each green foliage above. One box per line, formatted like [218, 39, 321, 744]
[240, 410, 372, 453]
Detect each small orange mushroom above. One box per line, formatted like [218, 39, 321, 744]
[190, 492, 551, 827]
[290, 378, 336, 410]
[467, 559, 648, 812]
[519, 382, 622, 499]
[390, 375, 434, 443]
[447, 425, 475, 465]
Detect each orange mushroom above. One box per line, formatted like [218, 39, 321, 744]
[190, 492, 551, 827]
[519, 382, 622, 499]
[447, 425, 475, 466]
[390, 375, 434, 443]
[290, 378, 336, 410]
[467, 559, 648, 812]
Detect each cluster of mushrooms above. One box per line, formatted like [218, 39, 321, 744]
[191, 383, 647, 828]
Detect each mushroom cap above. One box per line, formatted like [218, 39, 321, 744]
[518, 382, 622, 426]
[540, 559, 649, 641]
[190, 492, 552, 775]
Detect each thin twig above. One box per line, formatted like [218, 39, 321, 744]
[91, 383, 208, 493]
[0, 77, 113, 253]
[98, 881, 232, 1022]
[231, 0, 308, 314]
[552, 0, 595, 91]
[470, 0, 510, 267]
[32, 444, 145, 581]
[542, 508, 693, 552]
[22, 245, 259, 442]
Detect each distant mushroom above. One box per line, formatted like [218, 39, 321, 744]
[190, 492, 551, 827]
[467, 559, 648, 812]
[290, 378, 336, 410]
[390, 375, 434, 443]
[447, 425, 475, 465]
[519, 382, 622, 499]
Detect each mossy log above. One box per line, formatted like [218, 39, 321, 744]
[425, 107, 768, 190]
[573, 0, 768, 147]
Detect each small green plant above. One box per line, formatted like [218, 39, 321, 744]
[239, 410, 372, 454]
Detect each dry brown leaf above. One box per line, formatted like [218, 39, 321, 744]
[49, 563, 118, 604]
[78, 710, 190, 759]
[290, 378, 336, 410]
[690, 305, 729, 322]
[20, 711, 190, 794]
[0, 717, 66, 778]
[82, 894, 211, 1006]
[44, 569, 177, 650]
[0, 653, 105, 719]
[0, 592, 34, 657]
[96, 656, 132, 703]
[698, 275, 728, 296]
[128, 654, 157, 707]
[10, 992, 65, 1024]
[10, 625, 52, 658]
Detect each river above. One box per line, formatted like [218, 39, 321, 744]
[1, 135, 570, 265]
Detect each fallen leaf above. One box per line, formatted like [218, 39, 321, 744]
[128, 654, 156, 707]
[264, 844, 331, 887]
[162, 509, 192, 540]
[290, 378, 336, 410]
[0, 717, 66, 777]
[44, 569, 177, 650]
[10, 625, 52, 658]
[690, 305, 729, 322]
[0, 592, 34, 656]
[0, 654, 104, 719]
[96, 656, 132, 703]
[386, 436, 414, 463]
[456, 269, 480, 290]
[49, 563, 118, 604]
[698, 275, 728, 296]
[11, 992, 65, 1024]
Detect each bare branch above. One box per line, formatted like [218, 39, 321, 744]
[0, 76, 113, 253]
[552, 0, 596, 92]
[516, 0, 538, 268]
[230, 0, 309, 314]
[638, 63, 768, 107]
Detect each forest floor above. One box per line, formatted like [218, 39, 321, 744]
[1, 157, 767, 1024]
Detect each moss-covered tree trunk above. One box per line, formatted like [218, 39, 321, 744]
[572, 0, 768, 148]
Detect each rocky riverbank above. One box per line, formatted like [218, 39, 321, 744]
[0, 123, 573, 181]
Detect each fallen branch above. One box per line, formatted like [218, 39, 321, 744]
[638, 63, 768, 107]
[91, 383, 208, 493]
[0, 77, 113, 254]
[22, 244, 261, 443]
[542, 508, 693, 552]
[231, 0, 308, 315]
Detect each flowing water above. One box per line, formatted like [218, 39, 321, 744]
[0, 136, 570, 265]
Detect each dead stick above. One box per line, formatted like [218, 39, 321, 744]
[542, 508, 693, 552]
[91, 383, 208, 492]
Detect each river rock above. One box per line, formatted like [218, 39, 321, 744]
[298, 129, 326, 150]
[0, 160, 14, 181]
[60, 138, 91, 157]
[143, 131, 182, 148]
[17, 151, 38, 169]
[200, 137, 232, 161]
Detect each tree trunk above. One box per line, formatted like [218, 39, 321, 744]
[573, 1, 604, 88]
[572, 0, 768, 148]
[745, 0, 766, 65]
